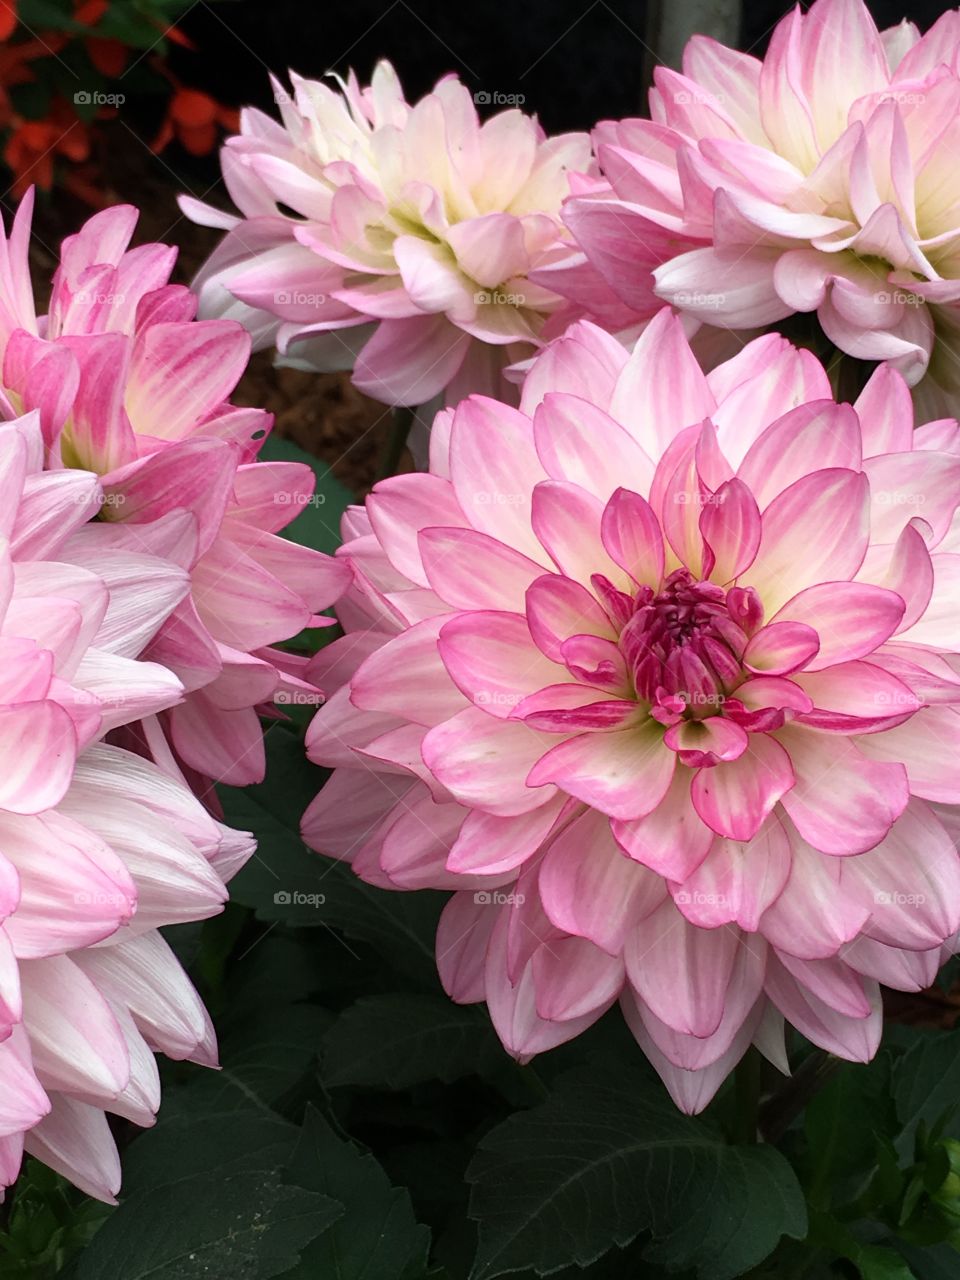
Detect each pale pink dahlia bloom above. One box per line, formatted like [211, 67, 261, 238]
[182, 61, 593, 406]
[301, 309, 960, 1111]
[0, 191, 349, 787]
[0, 413, 253, 1200]
[550, 0, 960, 416]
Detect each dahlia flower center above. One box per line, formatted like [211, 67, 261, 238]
[623, 570, 748, 706]
[607, 570, 768, 766]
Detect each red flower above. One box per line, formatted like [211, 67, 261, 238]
[152, 87, 238, 156]
[0, 1, 17, 41]
[4, 99, 89, 194]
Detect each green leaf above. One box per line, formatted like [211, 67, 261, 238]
[893, 1031, 960, 1157]
[853, 1246, 917, 1280]
[258, 434, 353, 555]
[323, 994, 504, 1090]
[281, 1108, 430, 1279]
[810, 1213, 917, 1280]
[217, 1005, 331, 1109]
[18, 0, 79, 29]
[77, 1086, 342, 1280]
[221, 934, 332, 1021]
[73, 1169, 340, 1280]
[121, 1102, 296, 1192]
[467, 1062, 807, 1280]
[222, 730, 444, 984]
[896, 1242, 960, 1279]
[804, 1057, 893, 1203]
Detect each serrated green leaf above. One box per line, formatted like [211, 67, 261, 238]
[122, 1104, 295, 1193]
[73, 1169, 340, 1280]
[281, 1108, 430, 1279]
[323, 994, 504, 1090]
[467, 1062, 806, 1280]
[218, 1004, 331, 1107]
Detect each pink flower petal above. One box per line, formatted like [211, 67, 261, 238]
[534, 395, 656, 504]
[624, 899, 743, 1038]
[743, 620, 820, 675]
[778, 727, 909, 855]
[438, 610, 569, 718]
[672, 815, 791, 931]
[691, 732, 795, 841]
[612, 768, 716, 880]
[527, 720, 676, 821]
[749, 469, 870, 614]
[539, 808, 666, 955]
[423, 708, 560, 816]
[599, 488, 665, 588]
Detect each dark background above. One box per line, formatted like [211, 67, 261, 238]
[171, 0, 955, 139]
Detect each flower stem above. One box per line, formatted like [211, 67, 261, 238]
[376, 404, 416, 481]
[759, 1049, 840, 1145]
[733, 1046, 762, 1144]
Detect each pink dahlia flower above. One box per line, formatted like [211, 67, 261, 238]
[182, 61, 593, 406]
[0, 412, 253, 1200]
[0, 191, 349, 787]
[550, 0, 960, 416]
[301, 309, 960, 1112]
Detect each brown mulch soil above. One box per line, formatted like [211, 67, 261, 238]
[885, 984, 960, 1031]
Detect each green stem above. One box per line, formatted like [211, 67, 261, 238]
[759, 1049, 840, 1145]
[376, 404, 416, 481]
[734, 1047, 762, 1144]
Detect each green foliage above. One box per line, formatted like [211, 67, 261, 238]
[322, 994, 505, 1090]
[280, 1109, 431, 1280]
[0, 1163, 111, 1278]
[466, 1061, 807, 1280]
[18, 0, 199, 49]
